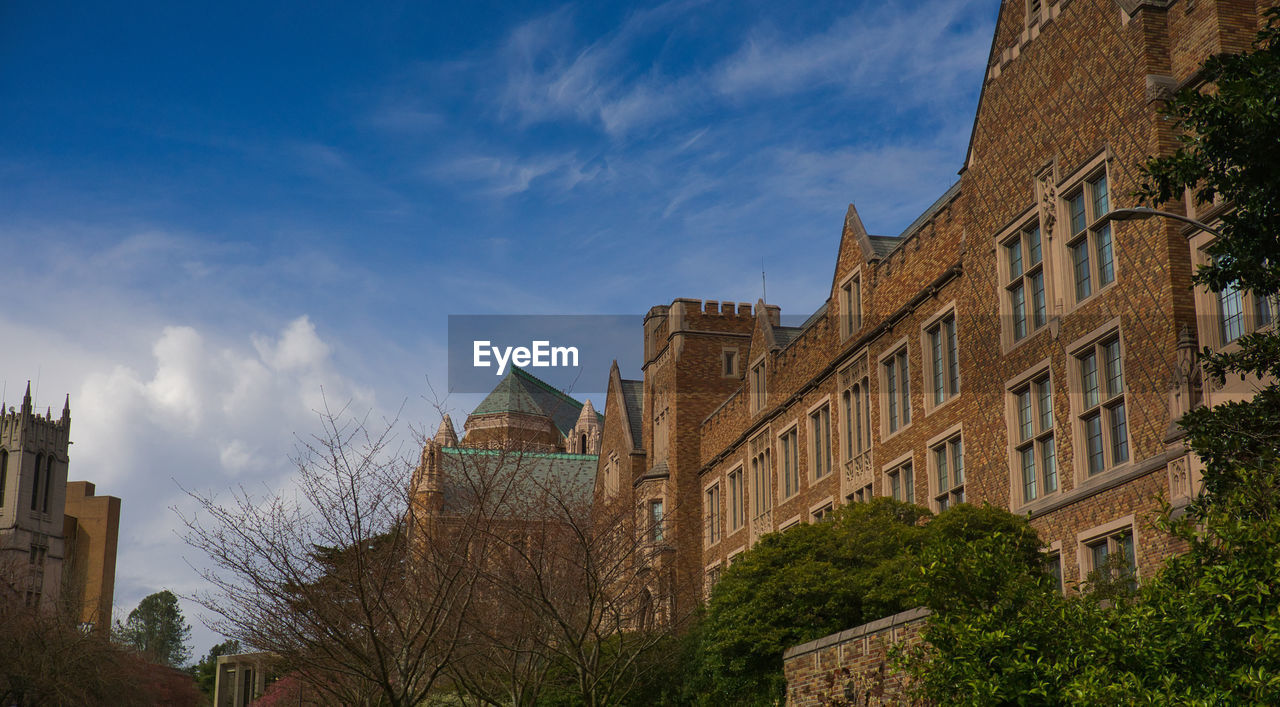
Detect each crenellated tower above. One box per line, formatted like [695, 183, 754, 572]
[0, 383, 73, 609]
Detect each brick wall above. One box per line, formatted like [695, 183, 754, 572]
[783, 608, 930, 706]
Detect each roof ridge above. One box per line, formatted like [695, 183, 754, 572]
[511, 367, 586, 411]
[442, 447, 600, 460]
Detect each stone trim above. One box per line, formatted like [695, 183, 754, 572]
[783, 607, 932, 660]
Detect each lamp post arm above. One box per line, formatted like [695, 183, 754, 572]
[1103, 207, 1225, 239]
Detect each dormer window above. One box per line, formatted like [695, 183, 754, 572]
[749, 359, 767, 413]
[839, 272, 862, 340]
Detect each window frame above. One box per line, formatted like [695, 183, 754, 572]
[1060, 163, 1116, 307]
[749, 356, 767, 414]
[778, 423, 801, 501]
[927, 425, 965, 512]
[748, 431, 773, 527]
[727, 466, 746, 532]
[1077, 515, 1138, 589]
[1193, 240, 1277, 350]
[1001, 214, 1049, 346]
[721, 348, 739, 378]
[878, 339, 912, 438]
[1069, 323, 1129, 480]
[883, 453, 915, 504]
[922, 305, 961, 412]
[810, 498, 834, 522]
[648, 499, 665, 544]
[838, 269, 863, 340]
[1007, 362, 1059, 507]
[704, 480, 722, 548]
[807, 399, 833, 481]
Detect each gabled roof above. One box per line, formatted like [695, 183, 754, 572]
[438, 447, 598, 512]
[620, 379, 644, 450]
[470, 367, 601, 436]
[868, 235, 901, 257]
[773, 326, 804, 349]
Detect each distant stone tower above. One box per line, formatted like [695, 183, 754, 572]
[568, 399, 601, 455]
[0, 383, 72, 609]
[410, 415, 457, 517]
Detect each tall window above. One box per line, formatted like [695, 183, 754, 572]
[809, 405, 831, 480]
[842, 375, 872, 462]
[927, 312, 959, 405]
[1065, 172, 1115, 303]
[0, 449, 7, 509]
[1004, 223, 1046, 341]
[1215, 280, 1275, 346]
[750, 437, 772, 520]
[1085, 527, 1136, 590]
[722, 349, 738, 376]
[1077, 335, 1127, 475]
[780, 428, 800, 499]
[1046, 551, 1063, 594]
[705, 484, 721, 546]
[883, 348, 910, 434]
[750, 361, 767, 413]
[42, 456, 53, 513]
[840, 274, 862, 339]
[1014, 374, 1058, 502]
[728, 468, 745, 530]
[931, 435, 965, 510]
[649, 500, 665, 543]
[887, 461, 914, 503]
[31, 453, 42, 511]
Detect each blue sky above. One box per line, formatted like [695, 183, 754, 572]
[0, 0, 997, 654]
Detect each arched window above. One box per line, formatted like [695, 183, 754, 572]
[31, 453, 42, 511]
[0, 449, 8, 508]
[42, 455, 54, 513]
[580, 434, 587, 453]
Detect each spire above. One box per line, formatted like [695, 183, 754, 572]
[62, 394, 70, 422]
[20, 381, 32, 416]
[576, 399, 600, 428]
[434, 414, 459, 446]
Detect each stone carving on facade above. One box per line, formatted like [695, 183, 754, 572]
[1168, 454, 1191, 501]
[1037, 168, 1057, 241]
[1145, 74, 1179, 104]
[1168, 326, 1204, 430]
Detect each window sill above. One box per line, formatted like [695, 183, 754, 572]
[881, 422, 913, 443]
[924, 393, 962, 417]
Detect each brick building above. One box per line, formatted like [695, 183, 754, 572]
[409, 366, 602, 526]
[594, 0, 1277, 669]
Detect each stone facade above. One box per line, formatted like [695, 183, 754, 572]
[593, 0, 1277, 699]
[0, 382, 120, 632]
[783, 608, 930, 707]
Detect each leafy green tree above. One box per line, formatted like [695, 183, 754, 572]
[192, 639, 241, 697]
[688, 499, 930, 705]
[115, 590, 193, 668]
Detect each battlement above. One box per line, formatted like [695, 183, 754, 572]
[0, 383, 71, 451]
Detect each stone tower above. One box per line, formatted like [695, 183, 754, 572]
[0, 383, 72, 609]
[568, 399, 601, 455]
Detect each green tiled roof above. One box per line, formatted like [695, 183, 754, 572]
[470, 367, 602, 436]
[439, 447, 599, 511]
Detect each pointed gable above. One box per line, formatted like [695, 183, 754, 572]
[469, 367, 594, 437]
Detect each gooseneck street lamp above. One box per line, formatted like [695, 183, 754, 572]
[1101, 206, 1225, 239]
